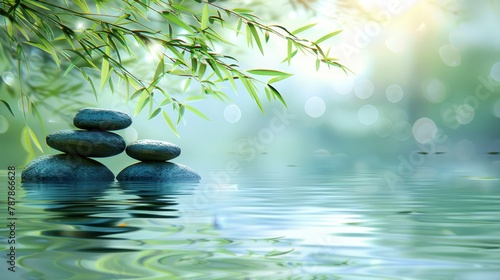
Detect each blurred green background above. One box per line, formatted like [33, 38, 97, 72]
[1, 0, 500, 177]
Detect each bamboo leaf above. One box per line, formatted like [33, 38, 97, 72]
[198, 62, 207, 79]
[149, 108, 161, 119]
[184, 104, 210, 120]
[248, 69, 292, 76]
[268, 74, 293, 84]
[236, 19, 243, 36]
[22, 127, 35, 156]
[74, 0, 91, 13]
[162, 111, 179, 137]
[162, 11, 194, 32]
[201, 3, 209, 30]
[268, 84, 287, 107]
[183, 78, 192, 91]
[316, 30, 342, 44]
[154, 57, 165, 83]
[26, 125, 43, 153]
[264, 86, 272, 101]
[134, 91, 150, 116]
[177, 104, 185, 124]
[238, 75, 263, 112]
[233, 8, 254, 14]
[220, 67, 237, 93]
[291, 23, 317, 35]
[281, 50, 297, 63]
[100, 56, 110, 91]
[185, 96, 206, 102]
[1, 100, 15, 116]
[82, 73, 99, 101]
[207, 59, 223, 80]
[248, 23, 264, 55]
[286, 39, 293, 65]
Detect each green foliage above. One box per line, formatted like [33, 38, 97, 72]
[0, 0, 347, 149]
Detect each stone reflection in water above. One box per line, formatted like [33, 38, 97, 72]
[21, 182, 195, 246]
[22, 183, 138, 243]
[118, 181, 197, 219]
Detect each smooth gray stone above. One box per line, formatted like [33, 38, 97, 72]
[73, 108, 132, 131]
[117, 162, 201, 182]
[46, 130, 126, 157]
[21, 154, 114, 182]
[126, 139, 181, 161]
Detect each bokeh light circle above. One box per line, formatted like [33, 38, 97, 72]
[2, 72, 15, 86]
[425, 79, 447, 103]
[354, 79, 374, 99]
[494, 100, 500, 118]
[455, 104, 475, 125]
[305, 96, 326, 118]
[386, 84, 404, 103]
[123, 127, 138, 142]
[439, 44, 461, 67]
[358, 104, 379, 125]
[17, 96, 30, 112]
[491, 62, 500, 82]
[224, 104, 241, 123]
[0, 115, 9, 134]
[412, 118, 437, 144]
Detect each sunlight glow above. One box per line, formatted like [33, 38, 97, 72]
[358, 0, 374, 9]
[76, 22, 85, 30]
[147, 43, 163, 61]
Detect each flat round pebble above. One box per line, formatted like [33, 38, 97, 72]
[126, 139, 181, 161]
[21, 154, 114, 182]
[74, 108, 132, 131]
[46, 130, 126, 157]
[117, 162, 201, 182]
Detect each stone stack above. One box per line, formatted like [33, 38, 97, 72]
[21, 108, 131, 182]
[21, 108, 201, 183]
[117, 139, 201, 182]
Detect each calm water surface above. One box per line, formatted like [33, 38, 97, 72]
[1, 164, 500, 279]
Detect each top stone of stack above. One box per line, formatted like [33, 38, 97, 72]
[74, 108, 132, 131]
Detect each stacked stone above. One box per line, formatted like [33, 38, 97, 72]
[117, 139, 201, 182]
[21, 107, 201, 183]
[21, 108, 131, 182]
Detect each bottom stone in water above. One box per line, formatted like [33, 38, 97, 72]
[117, 162, 201, 182]
[21, 154, 114, 182]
